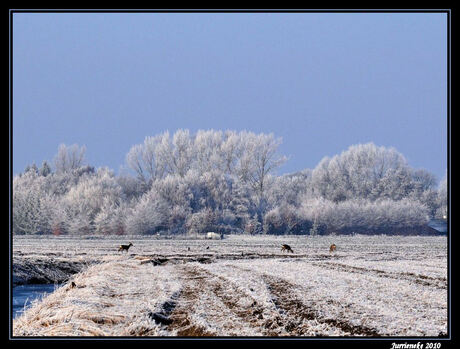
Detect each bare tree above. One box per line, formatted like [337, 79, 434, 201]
[54, 144, 86, 173]
[126, 144, 146, 181]
[242, 132, 287, 204]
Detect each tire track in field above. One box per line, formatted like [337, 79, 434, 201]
[162, 264, 321, 336]
[159, 265, 270, 336]
[312, 262, 447, 289]
[208, 275, 268, 330]
[260, 274, 380, 337]
[161, 266, 216, 336]
[218, 264, 379, 336]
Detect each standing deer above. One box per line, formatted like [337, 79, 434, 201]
[329, 244, 337, 253]
[281, 244, 294, 253]
[118, 242, 133, 253]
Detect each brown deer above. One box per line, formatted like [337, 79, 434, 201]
[329, 244, 337, 253]
[281, 244, 294, 253]
[118, 242, 133, 253]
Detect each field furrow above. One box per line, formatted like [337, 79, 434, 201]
[311, 262, 447, 289]
[261, 274, 380, 336]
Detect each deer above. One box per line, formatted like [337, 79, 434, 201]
[118, 242, 133, 253]
[281, 244, 294, 253]
[329, 244, 337, 253]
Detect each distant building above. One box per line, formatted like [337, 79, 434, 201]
[427, 219, 448, 234]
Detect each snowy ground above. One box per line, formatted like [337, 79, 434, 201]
[12, 234, 448, 337]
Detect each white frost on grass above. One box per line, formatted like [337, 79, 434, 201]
[13, 259, 182, 336]
[12, 234, 448, 337]
[203, 257, 447, 336]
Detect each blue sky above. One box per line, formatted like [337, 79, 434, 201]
[12, 12, 448, 181]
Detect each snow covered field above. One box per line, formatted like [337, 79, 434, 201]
[12, 234, 448, 337]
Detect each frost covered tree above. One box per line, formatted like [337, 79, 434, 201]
[12, 149, 97, 235]
[436, 173, 448, 219]
[185, 208, 217, 234]
[265, 170, 311, 208]
[263, 203, 310, 235]
[221, 130, 242, 175]
[123, 129, 287, 228]
[126, 130, 197, 182]
[236, 132, 287, 218]
[40, 164, 95, 197]
[126, 129, 286, 186]
[407, 169, 439, 218]
[94, 198, 128, 235]
[125, 132, 172, 183]
[125, 144, 146, 181]
[170, 129, 194, 177]
[13, 171, 55, 234]
[38, 161, 52, 177]
[299, 197, 429, 234]
[24, 163, 38, 175]
[227, 180, 252, 231]
[13, 133, 442, 236]
[193, 130, 224, 173]
[250, 133, 287, 197]
[125, 191, 169, 235]
[116, 175, 148, 201]
[245, 214, 262, 235]
[61, 168, 124, 235]
[310, 143, 414, 202]
[54, 144, 87, 173]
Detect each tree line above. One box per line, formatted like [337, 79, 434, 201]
[12, 130, 447, 236]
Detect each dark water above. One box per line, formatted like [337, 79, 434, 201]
[12, 284, 57, 319]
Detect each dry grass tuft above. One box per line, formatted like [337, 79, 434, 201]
[13, 258, 181, 337]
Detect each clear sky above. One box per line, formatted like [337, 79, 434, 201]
[12, 12, 448, 181]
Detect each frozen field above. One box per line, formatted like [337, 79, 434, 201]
[12, 234, 448, 337]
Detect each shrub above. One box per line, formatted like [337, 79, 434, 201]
[263, 204, 312, 235]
